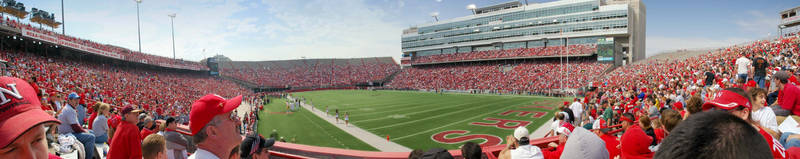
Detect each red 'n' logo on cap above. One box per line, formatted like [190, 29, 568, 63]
[0, 83, 23, 105]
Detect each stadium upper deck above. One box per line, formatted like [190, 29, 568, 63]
[400, 0, 645, 67]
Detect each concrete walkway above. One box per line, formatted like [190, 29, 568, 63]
[530, 119, 554, 138]
[288, 96, 412, 152]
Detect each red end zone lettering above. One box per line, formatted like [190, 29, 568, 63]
[499, 110, 548, 118]
[431, 130, 502, 147]
[470, 117, 531, 129]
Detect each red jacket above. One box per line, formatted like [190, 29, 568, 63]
[107, 121, 142, 159]
[778, 84, 800, 116]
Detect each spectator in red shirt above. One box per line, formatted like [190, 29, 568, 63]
[771, 71, 800, 116]
[88, 102, 99, 130]
[619, 113, 653, 159]
[108, 105, 144, 159]
[0, 76, 61, 158]
[140, 116, 156, 140]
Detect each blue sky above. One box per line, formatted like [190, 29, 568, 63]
[14, 0, 800, 62]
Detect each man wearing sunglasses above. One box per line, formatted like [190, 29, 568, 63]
[189, 94, 243, 159]
[239, 134, 274, 159]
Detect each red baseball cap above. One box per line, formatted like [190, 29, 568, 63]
[0, 76, 60, 148]
[702, 90, 751, 111]
[189, 94, 242, 135]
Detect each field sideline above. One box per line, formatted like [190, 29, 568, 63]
[255, 98, 379, 151]
[272, 90, 566, 150]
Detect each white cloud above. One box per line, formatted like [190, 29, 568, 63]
[435, 0, 443, 2]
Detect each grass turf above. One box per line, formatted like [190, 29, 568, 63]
[286, 90, 565, 150]
[256, 98, 379, 151]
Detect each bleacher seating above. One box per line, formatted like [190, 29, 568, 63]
[0, 18, 208, 71]
[5, 50, 251, 118]
[412, 44, 597, 64]
[390, 60, 610, 94]
[220, 57, 400, 88]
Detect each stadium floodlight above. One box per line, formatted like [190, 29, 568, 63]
[430, 12, 439, 22]
[467, 4, 477, 14]
[61, 0, 65, 34]
[135, 0, 143, 53]
[169, 13, 176, 59]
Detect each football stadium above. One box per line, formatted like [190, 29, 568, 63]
[1, 0, 800, 159]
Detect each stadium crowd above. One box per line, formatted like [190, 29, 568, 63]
[1, 18, 207, 71]
[2, 14, 800, 158]
[390, 60, 610, 95]
[412, 44, 597, 64]
[404, 34, 800, 159]
[221, 58, 399, 88]
[2, 49, 251, 122]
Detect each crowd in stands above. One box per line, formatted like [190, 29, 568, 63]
[3, 48, 251, 126]
[390, 60, 610, 94]
[411, 44, 597, 64]
[221, 57, 400, 88]
[0, 18, 208, 71]
[5, 13, 800, 158]
[403, 33, 800, 159]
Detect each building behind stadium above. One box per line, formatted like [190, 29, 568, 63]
[399, 0, 645, 67]
[780, 6, 800, 37]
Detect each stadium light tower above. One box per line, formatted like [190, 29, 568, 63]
[135, 0, 142, 53]
[430, 12, 439, 22]
[467, 4, 477, 15]
[169, 13, 176, 59]
[61, 0, 65, 35]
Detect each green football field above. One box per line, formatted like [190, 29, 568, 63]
[258, 90, 564, 151]
[255, 98, 379, 151]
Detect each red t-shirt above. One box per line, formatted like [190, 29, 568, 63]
[108, 115, 122, 129]
[107, 121, 142, 159]
[140, 128, 154, 141]
[87, 112, 98, 129]
[542, 142, 565, 159]
[759, 127, 786, 158]
[600, 134, 621, 159]
[653, 128, 665, 144]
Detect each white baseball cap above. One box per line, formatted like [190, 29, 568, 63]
[514, 126, 529, 140]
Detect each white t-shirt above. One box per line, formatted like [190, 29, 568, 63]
[510, 145, 545, 159]
[551, 120, 562, 135]
[736, 57, 752, 75]
[753, 106, 778, 132]
[569, 102, 583, 123]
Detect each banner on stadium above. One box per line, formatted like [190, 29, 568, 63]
[20, 28, 123, 59]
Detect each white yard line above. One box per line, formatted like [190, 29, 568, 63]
[288, 96, 411, 152]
